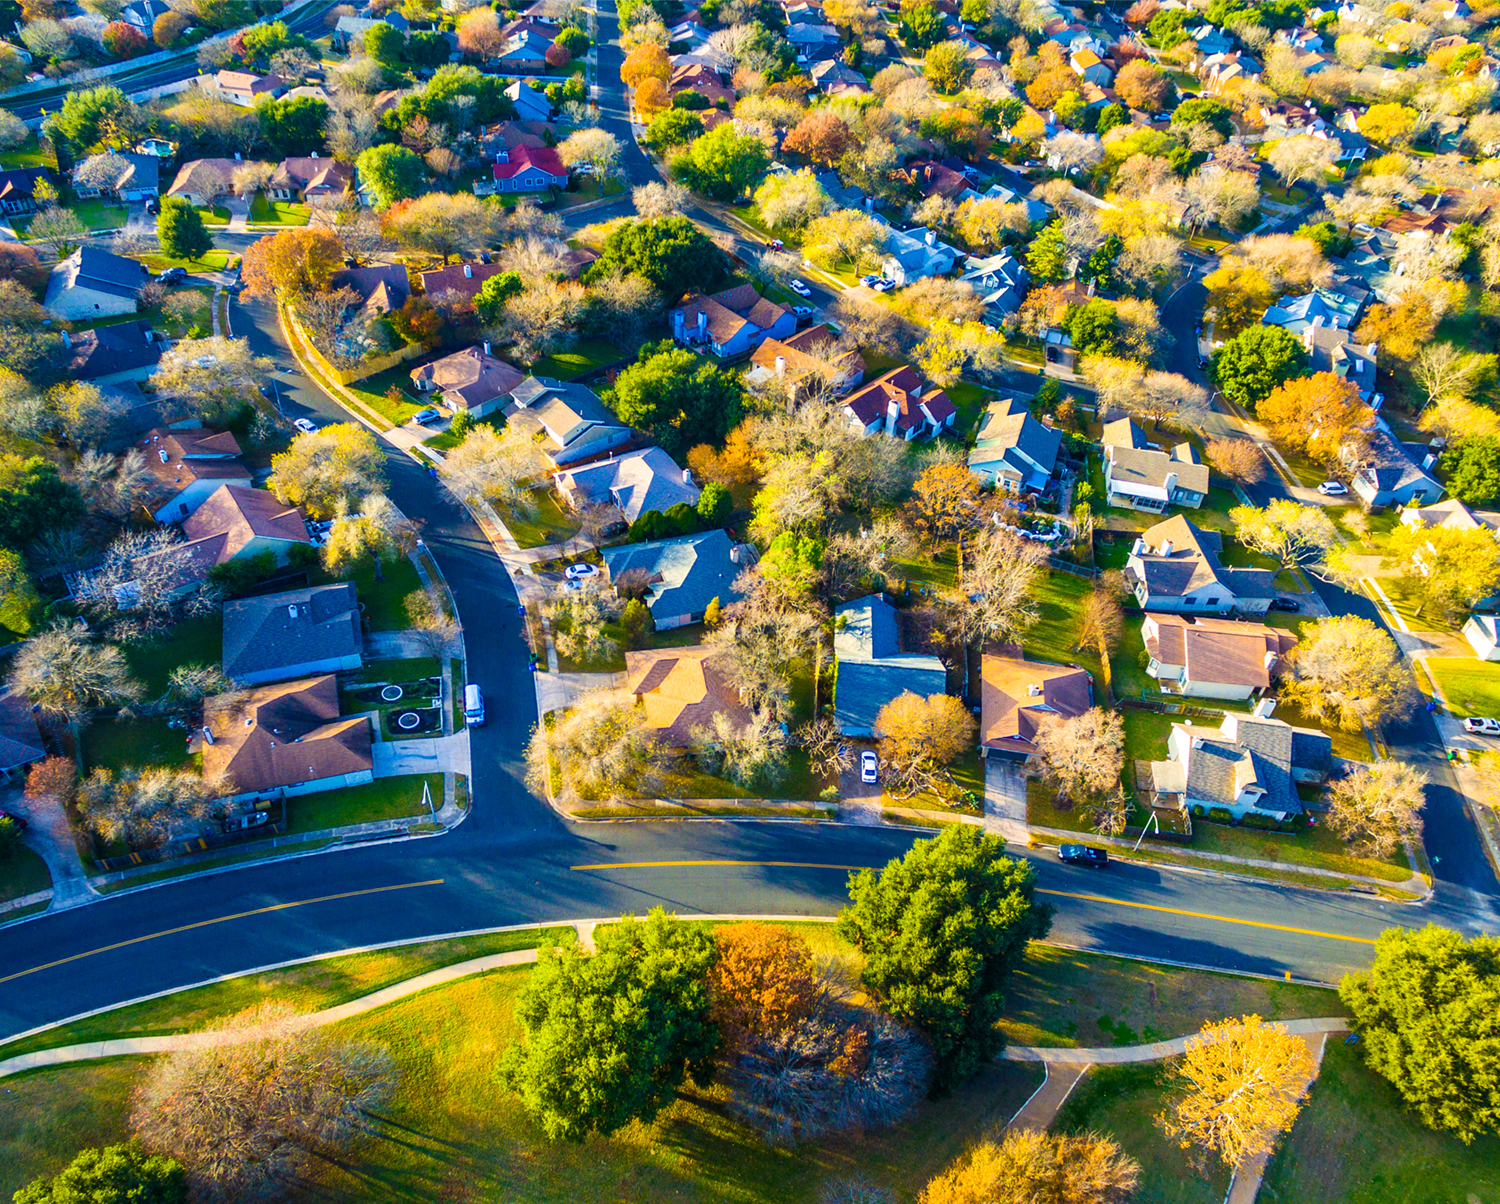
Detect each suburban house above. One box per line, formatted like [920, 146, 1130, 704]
[960, 250, 1030, 321]
[329, 263, 409, 318]
[1463, 614, 1500, 661]
[487, 144, 569, 193]
[602, 530, 752, 630]
[979, 651, 1093, 763]
[1400, 497, 1500, 535]
[881, 226, 962, 287]
[66, 321, 165, 383]
[670, 284, 795, 359]
[0, 688, 46, 784]
[841, 365, 956, 442]
[505, 375, 631, 467]
[139, 426, 252, 522]
[1261, 288, 1365, 335]
[1124, 514, 1277, 615]
[268, 156, 352, 202]
[810, 58, 869, 93]
[623, 646, 753, 751]
[418, 261, 509, 307]
[1301, 319, 1378, 401]
[332, 11, 408, 50]
[495, 29, 554, 72]
[180, 485, 312, 566]
[1069, 47, 1113, 84]
[1141, 614, 1298, 701]
[0, 166, 53, 215]
[1340, 419, 1443, 509]
[71, 152, 159, 202]
[121, 0, 171, 33]
[504, 79, 551, 122]
[222, 583, 363, 685]
[745, 324, 865, 395]
[555, 447, 701, 526]
[196, 69, 287, 106]
[166, 158, 249, 207]
[1149, 708, 1333, 820]
[832, 594, 948, 738]
[1101, 417, 1209, 512]
[409, 345, 525, 418]
[967, 398, 1062, 492]
[202, 676, 373, 805]
[44, 246, 148, 320]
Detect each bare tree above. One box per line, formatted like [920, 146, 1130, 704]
[132, 1002, 396, 1203]
[545, 583, 619, 665]
[1206, 438, 1266, 483]
[77, 528, 218, 638]
[1281, 615, 1419, 732]
[524, 688, 667, 802]
[633, 180, 691, 218]
[874, 691, 976, 798]
[437, 425, 549, 516]
[951, 528, 1046, 651]
[8, 620, 141, 734]
[797, 716, 853, 781]
[1033, 708, 1125, 806]
[1325, 761, 1425, 859]
[76, 764, 221, 849]
[404, 587, 460, 658]
[691, 710, 789, 788]
[707, 596, 821, 721]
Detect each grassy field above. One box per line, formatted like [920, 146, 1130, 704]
[532, 339, 627, 380]
[1026, 571, 1102, 681]
[248, 195, 310, 225]
[285, 773, 442, 835]
[195, 205, 230, 226]
[503, 488, 580, 549]
[1423, 657, 1500, 719]
[120, 615, 222, 699]
[658, 748, 829, 801]
[320, 556, 423, 632]
[82, 717, 198, 774]
[66, 200, 127, 231]
[1188, 815, 1410, 882]
[1260, 1040, 1500, 1204]
[0, 845, 51, 904]
[346, 364, 425, 426]
[0, 138, 53, 169]
[136, 248, 235, 274]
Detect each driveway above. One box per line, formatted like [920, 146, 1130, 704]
[838, 753, 882, 825]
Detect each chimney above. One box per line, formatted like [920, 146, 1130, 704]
[673, 309, 684, 338]
[60, 329, 71, 348]
[234, 151, 241, 160]
[1131, 536, 1145, 555]
[682, 468, 693, 485]
[1252, 698, 1277, 719]
[1027, 683, 1042, 696]
[288, 604, 298, 619]
[1160, 540, 1173, 556]
[730, 544, 742, 564]
[1087, 278, 1096, 296]
[311, 150, 318, 158]
[1163, 471, 1178, 498]
[697, 309, 707, 335]
[203, 726, 215, 745]
[1264, 650, 1279, 670]
[464, 264, 472, 278]
[158, 448, 169, 463]
[925, 229, 937, 246]
[483, 341, 491, 356]
[775, 354, 785, 376]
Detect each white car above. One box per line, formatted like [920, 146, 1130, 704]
[292, 418, 317, 434]
[564, 563, 599, 580]
[1464, 717, 1500, 735]
[791, 304, 813, 317]
[860, 750, 878, 784]
[872, 279, 895, 293]
[1317, 480, 1348, 495]
[860, 273, 881, 287]
[788, 279, 812, 297]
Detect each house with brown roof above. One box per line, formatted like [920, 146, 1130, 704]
[902, 160, 970, 201]
[202, 675, 373, 805]
[409, 344, 526, 417]
[138, 426, 251, 523]
[745, 324, 865, 395]
[179, 485, 312, 567]
[841, 365, 956, 442]
[329, 263, 410, 319]
[979, 652, 1093, 762]
[167, 158, 256, 207]
[1102, 416, 1209, 512]
[268, 156, 352, 202]
[624, 645, 754, 750]
[670, 284, 795, 359]
[418, 261, 508, 307]
[670, 62, 735, 106]
[1141, 614, 1297, 702]
[196, 69, 287, 106]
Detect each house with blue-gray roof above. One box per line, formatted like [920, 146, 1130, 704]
[603, 529, 752, 630]
[1261, 287, 1364, 335]
[832, 595, 948, 737]
[967, 398, 1063, 493]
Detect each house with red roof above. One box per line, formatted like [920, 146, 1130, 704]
[488, 143, 568, 193]
[840, 365, 957, 442]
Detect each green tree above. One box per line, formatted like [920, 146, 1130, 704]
[155, 198, 213, 263]
[0, 546, 39, 635]
[837, 824, 1053, 1090]
[669, 123, 769, 201]
[899, 0, 946, 47]
[555, 25, 590, 55]
[1026, 220, 1068, 283]
[364, 21, 405, 67]
[1065, 299, 1121, 356]
[1210, 325, 1310, 410]
[473, 270, 524, 325]
[356, 144, 426, 209]
[645, 108, 703, 153]
[591, 216, 728, 293]
[45, 85, 139, 152]
[1172, 96, 1234, 139]
[502, 909, 719, 1141]
[924, 40, 972, 93]
[241, 19, 307, 64]
[621, 596, 654, 647]
[0, 455, 85, 547]
[1441, 436, 1500, 506]
[608, 347, 745, 454]
[15, 1142, 186, 1204]
[1339, 925, 1500, 1143]
[256, 94, 328, 157]
[760, 531, 824, 599]
[697, 481, 732, 527]
[1297, 220, 1352, 259]
[1085, 234, 1124, 289]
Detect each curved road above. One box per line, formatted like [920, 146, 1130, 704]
[2, 6, 1496, 1044]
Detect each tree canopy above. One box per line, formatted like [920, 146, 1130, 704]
[15, 1142, 187, 1204]
[607, 345, 745, 455]
[1210, 325, 1310, 410]
[670, 123, 770, 201]
[156, 198, 213, 263]
[355, 144, 426, 208]
[590, 216, 728, 293]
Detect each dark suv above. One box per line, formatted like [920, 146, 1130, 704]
[1058, 844, 1109, 868]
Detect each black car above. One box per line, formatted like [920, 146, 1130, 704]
[1058, 844, 1108, 868]
[1269, 598, 1300, 613]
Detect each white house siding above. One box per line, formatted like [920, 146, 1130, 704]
[238, 652, 363, 686]
[227, 767, 374, 806]
[1177, 678, 1256, 702]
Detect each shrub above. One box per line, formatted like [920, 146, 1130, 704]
[1206, 806, 1235, 824]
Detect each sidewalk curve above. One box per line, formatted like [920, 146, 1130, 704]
[1002, 1017, 1348, 1065]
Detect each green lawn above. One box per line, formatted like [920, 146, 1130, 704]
[0, 138, 54, 169]
[284, 772, 442, 835]
[82, 717, 198, 775]
[248, 195, 309, 225]
[120, 615, 222, 699]
[67, 200, 127, 231]
[155, 287, 214, 338]
[196, 205, 230, 226]
[946, 380, 991, 441]
[1122, 708, 1177, 767]
[659, 748, 829, 801]
[1026, 570, 1101, 682]
[889, 749, 985, 813]
[0, 845, 51, 904]
[136, 249, 234, 274]
[532, 339, 627, 380]
[1423, 657, 1500, 719]
[504, 488, 580, 550]
[891, 545, 958, 593]
[356, 657, 442, 684]
[1054, 1062, 1233, 1204]
[1272, 696, 1370, 762]
[1189, 814, 1410, 882]
[321, 556, 424, 632]
[554, 177, 627, 210]
[1110, 614, 1156, 701]
[1261, 1040, 1500, 1204]
[345, 364, 424, 426]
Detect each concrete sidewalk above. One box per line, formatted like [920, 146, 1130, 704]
[1002, 1017, 1348, 1065]
[372, 732, 472, 778]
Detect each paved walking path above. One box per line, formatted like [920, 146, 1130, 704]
[1001, 1018, 1348, 1065]
[1224, 1031, 1329, 1204]
[8, 791, 95, 911]
[1007, 1063, 1090, 1132]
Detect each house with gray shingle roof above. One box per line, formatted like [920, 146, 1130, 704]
[44, 245, 149, 320]
[1124, 514, 1277, 615]
[0, 688, 45, 783]
[603, 529, 752, 630]
[508, 376, 631, 467]
[967, 398, 1062, 493]
[1102, 416, 1209, 512]
[222, 583, 363, 685]
[1149, 709, 1332, 820]
[556, 447, 700, 526]
[1339, 418, 1442, 509]
[832, 594, 948, 737]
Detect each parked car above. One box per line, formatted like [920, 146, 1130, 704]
[768, 237, 785, 250]
[791, 304, 813, 317]
[1317, 481, 1349, 495]
[1268, 598, 1300, 613]
[564, 563, 599, 580]
[860, 750, 878, 784]
[158, 266, 187, 283]
[292, 418, 318, 434]
[1464, 717, 1500, 735]
[1058, 844, 1109, 868]
[1197, 355, 1209, 369]
[788, 279, 812, 297]
[860, 273, 881, 287]
[412, 407, 441, 425]
[223, 811, 269, 833]
[872, 278, 895, 293]
[144, 197, 160, 215]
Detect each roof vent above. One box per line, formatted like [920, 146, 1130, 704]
[159, 448, 169, 462]
[1027, 683, 1042, 696]
[464, 264, 472, 278]
[288, 604, 298, 619]
[1160, 540, 1173, 556]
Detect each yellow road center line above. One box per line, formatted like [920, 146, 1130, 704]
[570, 862, 1378, 946]
[0, 880, 446, 986]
